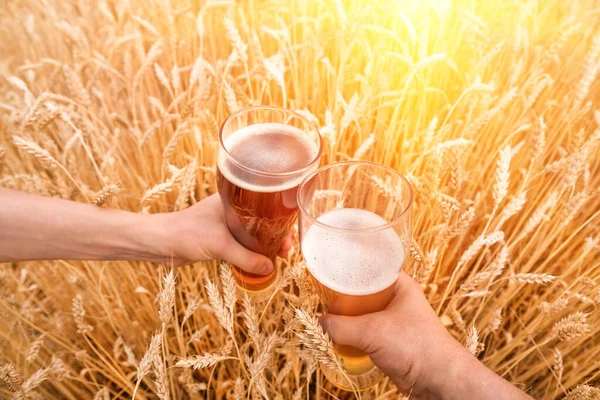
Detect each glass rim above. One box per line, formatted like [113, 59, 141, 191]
[297, 160, 414, 234]
[218, 105, 323, 178]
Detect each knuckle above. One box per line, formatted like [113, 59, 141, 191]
[358, 315, 386, 353]
[405, 275, 422, 291]
[209, 230, 230, 255]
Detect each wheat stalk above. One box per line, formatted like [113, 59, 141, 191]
[175, 160, 197, 210]
[159, 269, 176, 326]
[171, 64, 181, 94]
[460, 290, 490, 298]
[176, 353, 236, 369]
[415, 249, 438, 284]
[423, 116, 438, 150]
[370, 175, 404, 204]
[493, 145, 512, 207]
[522, 191, 558, 237]
[488, 309, 503, 333]
[573, 34, 600, 109]
[219, 263, 237, 315]
[245, 333, 279, 397]
[72, 294, 93, 334]
[263, 53, 286, 98]
[444, 206, 476, 241]
[13, 136, 58, 170]
[510, 273, 556, 284]
[552, 312, 591, 342]
[499, 191, 526, 225]
[340, 93, 359, 133]
[182, 296, 202, 326]
[457, 231, 504, 269]
[0, 364, 23, 392]
[531, 116, 546, 160]
[539, 298, 570, 315]
[223, 17, 248, 64]
[205, 279, 234, 334]
[141, 166, 186, 206]
[149, 96, 168, 117]
[410, 239, 425, 263]
[14, 357, 66, 399]
[223, 79, 239, 113]
[187, 326, 210, 347]
[294, 308, 339, 367]
[465, 324, 484, 356]
[233, 377, 246, 400]
[25, 334, 45, 365]
[132, 39, 163, 95]
[241, 292, 260, 349]
[154, 63, 172, 93]
[92, 183, 122, 206]
[21, 93, 49, 130]
[39, 105, 61, 132]
[564, 384, 600, 400]
[152, 351, 169, 400]
[448, 305, 466, 333]
[552, 347, 563, 383]
[62, 65, 91, 107]
[319, 109, 337, 146]
[138, 334, 162, 379]
[163, 120, 189, 160]
[352, 134, 375, 160]
[134, 332, 162, 395]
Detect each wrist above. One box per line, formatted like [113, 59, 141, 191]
[407, 336, 485, 400]
[138, 213, 181, 265]
[109, 210, 174, 264]
[411, 340, 475, 400]
[424, 343, 531, 400]
[428, 348, 485, 399]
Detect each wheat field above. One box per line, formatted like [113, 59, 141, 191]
[1, 0, 600, 398]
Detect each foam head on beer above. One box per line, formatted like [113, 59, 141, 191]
[218, 122, 319, 192]
[302, 208, 406, 296]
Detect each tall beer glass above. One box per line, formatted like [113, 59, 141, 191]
[217, 106, 322, 303]
[297, 161, 412, 390]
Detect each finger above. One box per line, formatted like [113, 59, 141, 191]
[388, 272, 426, 307]
[394, 272, 423, 294]
[278, 233, 294, 257]
[217, 235, 273, 275]
[319, 314, 371, 350]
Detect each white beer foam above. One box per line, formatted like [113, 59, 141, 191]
[302, 208, 405, 296]
[218, 122, 319, 193]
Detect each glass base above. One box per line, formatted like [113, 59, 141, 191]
[236, 265, 281, 304]
[321, 362, 384, 391]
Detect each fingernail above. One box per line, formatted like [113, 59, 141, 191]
[259, 263, 273, 275]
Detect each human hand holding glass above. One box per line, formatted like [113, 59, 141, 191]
[297, 161, 412, 390]
[319, 272, 534, 399]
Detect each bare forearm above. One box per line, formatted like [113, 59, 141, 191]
[427, 346, 533, 400]
[0, 188, 169, 263]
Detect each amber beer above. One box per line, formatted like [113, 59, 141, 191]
[301, 207, 406, 376]
[217, 119, 320, 294]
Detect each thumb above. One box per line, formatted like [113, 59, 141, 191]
[217, 235, 274, 275]
[319, 314, 371, 351]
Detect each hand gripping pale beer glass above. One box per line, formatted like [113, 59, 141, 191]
[217, 106, 322, 303]
[297, 161, 413, 390]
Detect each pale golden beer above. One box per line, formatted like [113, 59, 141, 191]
[297, 162, 412, 390]
[302, 208, 406, 375]
[217, 107, 322, 302]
